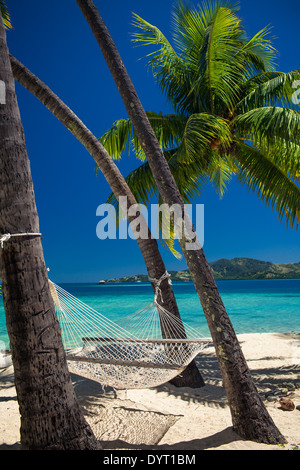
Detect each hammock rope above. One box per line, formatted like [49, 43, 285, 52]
[0, 233, 42, 248]
[148, 270, 172, 304]
[49, 281, 211, 389]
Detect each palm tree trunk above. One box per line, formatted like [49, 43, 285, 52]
[75, 0, 286, 445]
[10, 55, 204, 388]
[0, 16, 99, 449]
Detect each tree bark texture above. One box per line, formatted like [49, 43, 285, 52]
[10, 55, 204, 388]
[75, 0, 286, 444]
[0, 16, 99, 449]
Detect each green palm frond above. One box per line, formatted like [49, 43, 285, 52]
[0, 0, 11, 29]
[105, 147, 196, 260]
[132, 12, 192, 115]
[106, 111, 232, 211]
[106, 145, 208, 210]
[207, 153, 238, 197]
[233, 106, 300, 151]
[232, 142, 300, 228]
[168, 146, 209, 202]
[106, 154, 161, 208]
[99, 112, 187, 161]
[191, 3, 247, 114]
[236, 70, 300, 113]
[238, 26, 277, 75]
[156, 195, 182, 259]
[180, 112, 232, 161]
[132, 12, 177, 51]
[99, 117, 133, 159]
[171, 0, 208, 54]
[106, 113, 233, 210]
[257, 140, 300, 180]
[140, 112, 187, 158]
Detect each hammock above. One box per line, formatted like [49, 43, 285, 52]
[48, 280, 211, 389]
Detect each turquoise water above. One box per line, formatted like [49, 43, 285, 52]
[0, 279, 299, 346]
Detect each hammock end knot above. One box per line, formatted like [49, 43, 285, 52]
[149, 271, 172, 304]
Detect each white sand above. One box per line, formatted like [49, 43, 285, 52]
[0, 332, 299, 451]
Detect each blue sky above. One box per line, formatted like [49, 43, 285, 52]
[5, 0, 300, 283]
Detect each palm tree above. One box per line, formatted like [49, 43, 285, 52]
[9, 56, 204, 388]
[101, 1, 300, 235]
[0, 10, 98, 449]
[76, 0, 286, 444]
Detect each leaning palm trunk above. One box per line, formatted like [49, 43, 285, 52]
[0, 16, 98, 450]
[10, 55, 203, 388]
[75, 0, 286, 445]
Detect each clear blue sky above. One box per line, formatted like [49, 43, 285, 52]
[5, 0, 300, 283]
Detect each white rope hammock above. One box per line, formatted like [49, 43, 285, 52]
[48, 280, 211, 389]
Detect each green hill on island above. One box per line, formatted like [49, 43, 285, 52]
[100, 258, 300, 283]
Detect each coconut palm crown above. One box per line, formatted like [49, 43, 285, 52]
[99, 0, 300, 242]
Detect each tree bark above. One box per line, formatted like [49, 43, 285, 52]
[10, 55, 204, 388]
[0, 16, 99, 450]
[75, 0, 286, 444]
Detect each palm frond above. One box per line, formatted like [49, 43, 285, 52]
[106, 144, 208, 210]
[232, 142, 300, 228]
[207, 153, 237, 197]
[156, 196, 182, 259]
[170, 0, 208, 55]
[235, 70, 300, 113]
[99, 117, 133, 160]
[180, 112, 232, 162]
[238, 26, 277, 76]
[132, 13, 176, 51]
[106, 155, 160, 208]
[168, 145, 209, 203]
[192, 3, 247, 114]
[105, 147, 195, 259]
[105, 112, 231, 209]
[0, 0, 11, 29]
[99, 112, 187, 161]
[256, 140, 300, 180]
[233, 106, 300, 151]
[132, 12, 193, 115]
[168, 1, 248, 114]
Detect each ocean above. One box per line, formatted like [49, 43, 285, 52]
[0, 278, 299, 347]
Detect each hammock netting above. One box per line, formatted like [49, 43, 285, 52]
[49, 281, 211, 389]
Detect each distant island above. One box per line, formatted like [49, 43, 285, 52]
[99, 257, 300, 283]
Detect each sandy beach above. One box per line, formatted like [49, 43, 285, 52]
[0, 332, 299, 451]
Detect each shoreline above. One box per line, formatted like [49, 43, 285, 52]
[58, 278, 300, 285]
[0, 332, 299, 451]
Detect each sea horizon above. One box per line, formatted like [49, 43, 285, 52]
[57, 277, 300, 284]
[1, 278, 299, 348]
